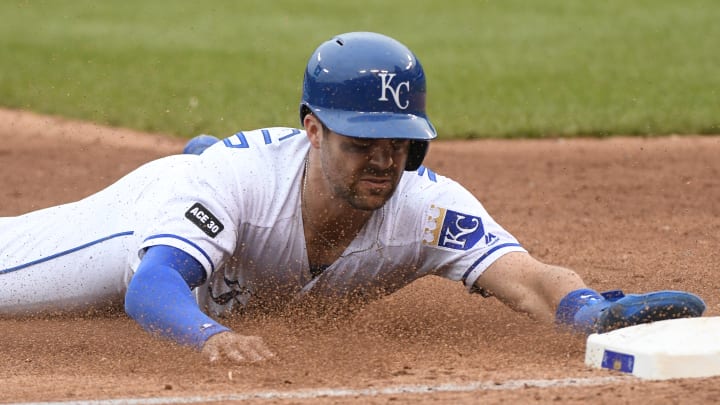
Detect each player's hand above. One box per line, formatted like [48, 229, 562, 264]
[201, 331, 275, 363]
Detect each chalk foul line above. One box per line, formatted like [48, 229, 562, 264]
[15, 375, 631, 405]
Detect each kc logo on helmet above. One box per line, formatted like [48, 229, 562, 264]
[378, 73, 410, 110]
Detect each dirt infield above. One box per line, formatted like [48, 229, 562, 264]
[1, 108, 719, 404]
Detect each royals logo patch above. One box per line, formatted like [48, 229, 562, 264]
[423, 205, 485, 251]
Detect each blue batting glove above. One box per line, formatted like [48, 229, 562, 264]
[556, 288, 705, 334]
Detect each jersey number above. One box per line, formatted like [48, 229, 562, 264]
[222, 128, 302, 148]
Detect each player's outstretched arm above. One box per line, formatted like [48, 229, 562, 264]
[474, 251, 705, 334]
[125, 245, 274, 363]
[474, 251, 586, 323]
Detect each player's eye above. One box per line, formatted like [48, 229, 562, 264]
[390, 139, 409, 151]
[346, 139, 372, 152]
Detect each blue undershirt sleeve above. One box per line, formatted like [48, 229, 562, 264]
[124, 245, 230, 349]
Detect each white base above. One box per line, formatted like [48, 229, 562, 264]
[585, 316, 720, 380]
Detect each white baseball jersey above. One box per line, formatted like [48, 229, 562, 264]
[0, 127, 526, 317]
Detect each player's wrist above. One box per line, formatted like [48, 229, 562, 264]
[193, 322, 232, 350]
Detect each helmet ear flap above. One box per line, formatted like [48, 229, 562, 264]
[405, 141, 429, 171]
[299, 104, 312, 125]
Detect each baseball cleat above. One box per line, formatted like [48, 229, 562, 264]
[593, 290, 706, 334]
[183, 134, 220, 155]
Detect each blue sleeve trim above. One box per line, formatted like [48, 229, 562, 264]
[461, 242, 523, 283]
[143, 233, 215, 273]
[125, 248, 229, 349]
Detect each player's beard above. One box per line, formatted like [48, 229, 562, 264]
[318, 134, 407, 212]
[329, 167, 401, 211]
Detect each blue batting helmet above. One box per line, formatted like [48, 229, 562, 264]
[300, 32, 437, 171]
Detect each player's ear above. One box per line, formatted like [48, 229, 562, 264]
[304, 114, 323, 148]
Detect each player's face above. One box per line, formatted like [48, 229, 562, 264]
[320, 130, 409, 211]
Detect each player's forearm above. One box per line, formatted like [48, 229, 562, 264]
[477, 253, 587, 322]
[125, 263, 229, 349]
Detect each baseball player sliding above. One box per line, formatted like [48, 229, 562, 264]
[0, 32, 705, 363]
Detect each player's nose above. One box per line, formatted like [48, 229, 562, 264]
[366, 140, 396, 169]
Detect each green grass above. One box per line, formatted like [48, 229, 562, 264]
[1, 0, 718, 139]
